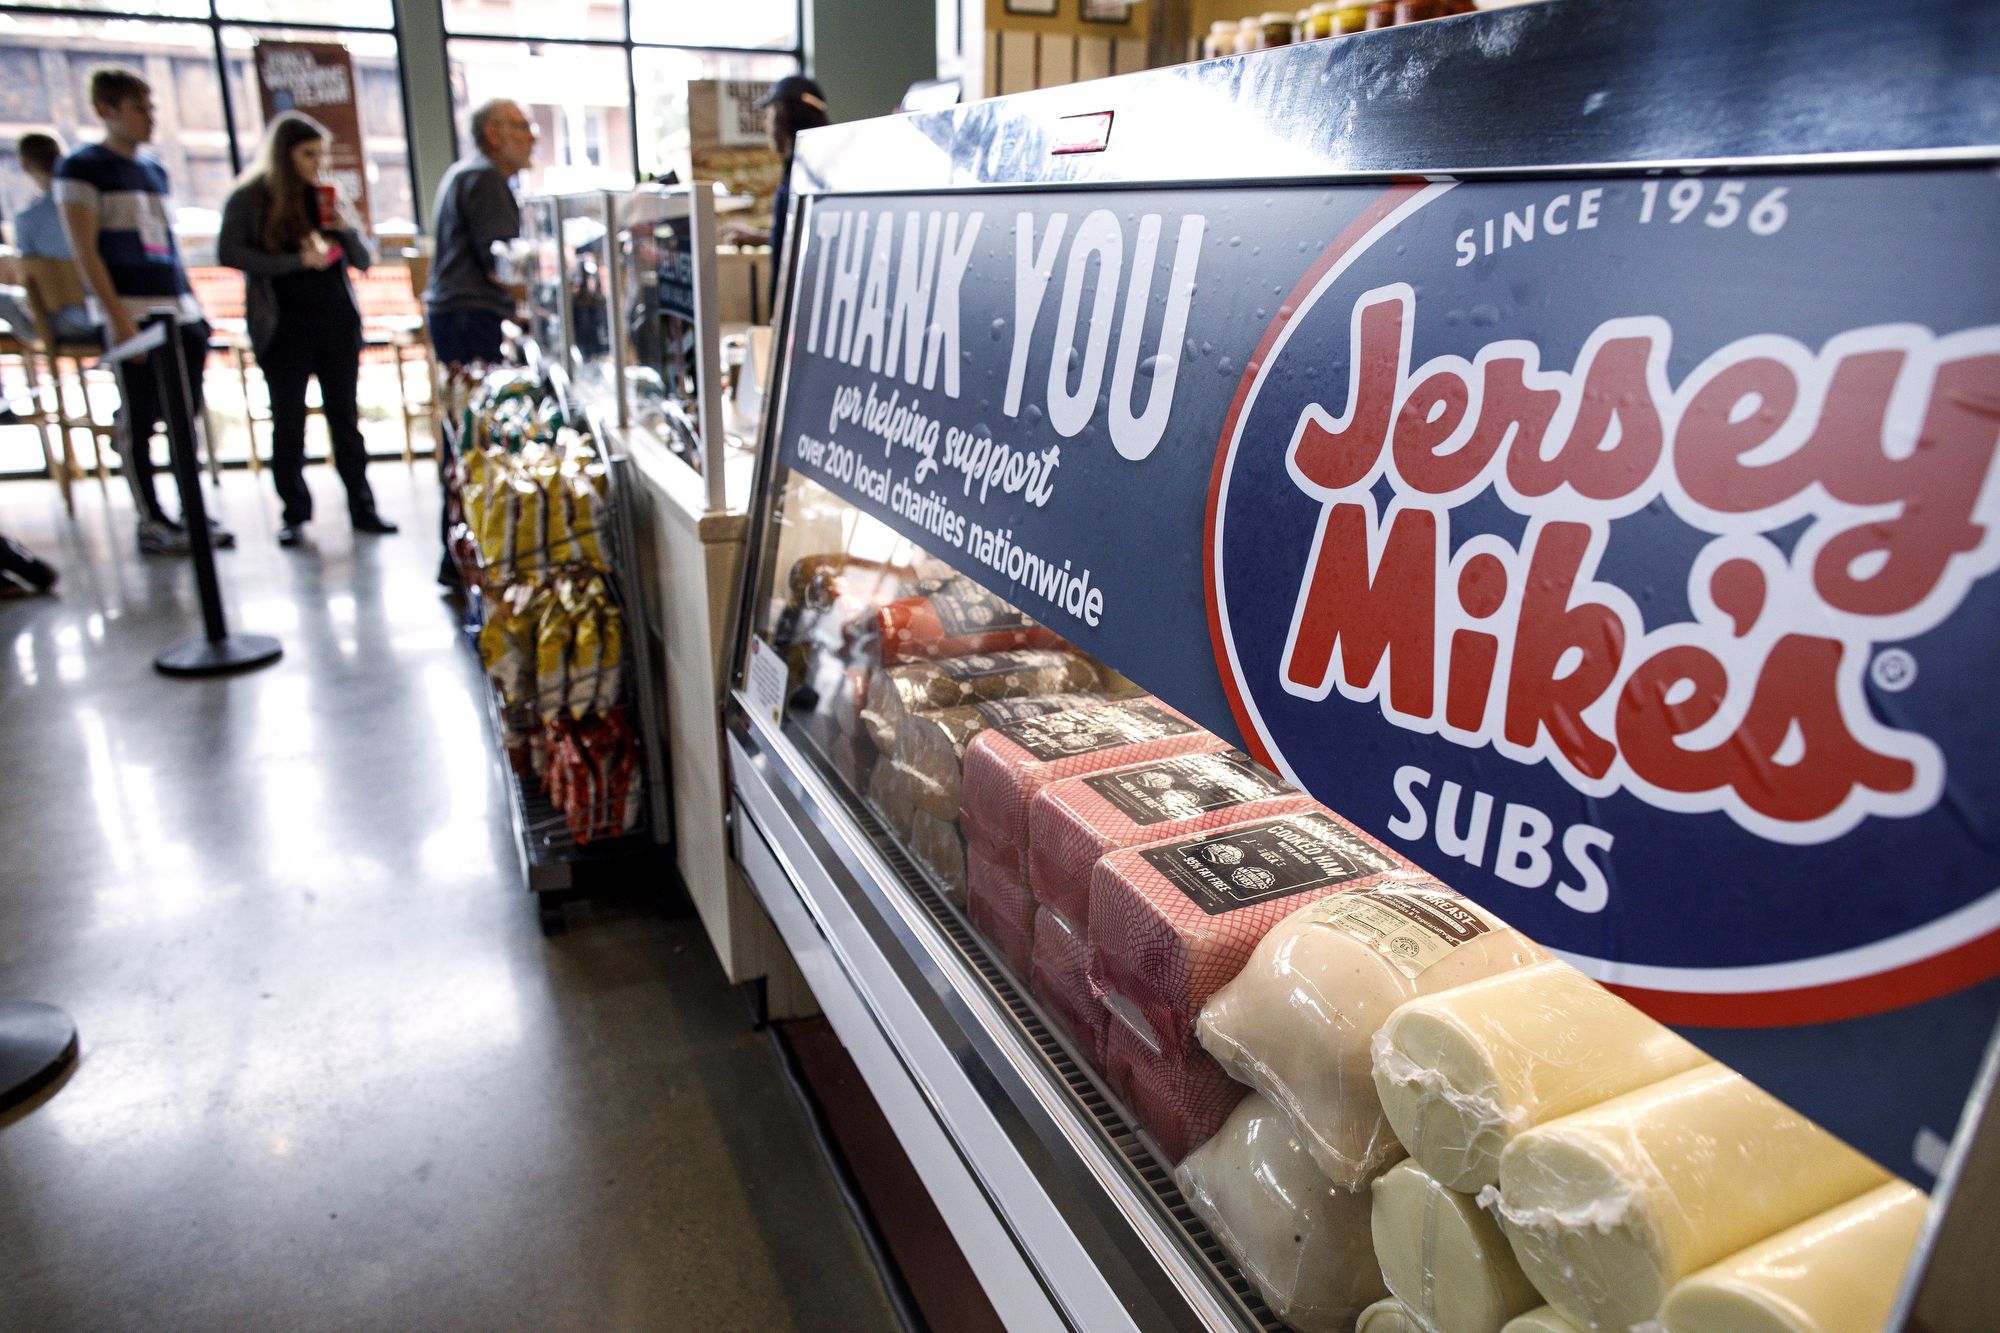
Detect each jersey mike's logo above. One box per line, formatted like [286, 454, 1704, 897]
[1207, 176, 2000, 1019]
[1276, 279, 1999, 844]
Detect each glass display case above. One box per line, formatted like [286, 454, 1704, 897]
[724, 2, 2000, 1329]
[612, 186, 718, 473]
[518, 194, 566, 369]
[559, 191, 615, 404]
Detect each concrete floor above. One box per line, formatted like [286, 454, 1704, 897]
[0, 464, 899, 1331]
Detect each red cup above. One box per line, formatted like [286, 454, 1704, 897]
[316, 184, 339, 223]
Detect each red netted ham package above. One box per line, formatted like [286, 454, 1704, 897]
[870, 577, 1062, 665]
[961, 698, 1226, 878]
[967, 838, 1036, 974]
[1087, 811, 1415, 1052]
[1028, 751, 1316, 928]
[1030, 906, 1105, 1062]
[1102, 998, 1247, 1162]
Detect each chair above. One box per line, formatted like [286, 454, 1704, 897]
[18, 256, 116, 506]
[359, 252, 433, 463]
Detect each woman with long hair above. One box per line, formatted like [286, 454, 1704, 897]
[219, 111, 397, 545]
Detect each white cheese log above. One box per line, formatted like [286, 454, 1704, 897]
[1372, 960, 1710, 1193]
[1655, 1182, 1928, 1333]
[1199, 885, 1548, 1187]
[1487, 1065, 1892, 1331]
[1176, 1091, 1389, 1332]
[1499, 1308, 1584, 1333]
[1371, 1159, 1542, 1333]
[1359, 1299, 1428, 1333]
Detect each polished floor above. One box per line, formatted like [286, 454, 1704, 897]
[0, 464, 899, 1330]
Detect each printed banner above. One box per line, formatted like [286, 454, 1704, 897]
[254, 41, 372, 233]
[771, 170, 2000, 1180]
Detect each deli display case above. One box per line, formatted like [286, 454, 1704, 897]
[723, 1, 2000, 1329]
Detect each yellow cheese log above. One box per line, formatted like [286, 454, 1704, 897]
[1358, 1298, 1427, 1333]
[1656, 1182, 1928, 1333]
[1175, 1092, 1388, 1333]
[1488, 1065, 1892, 1332]
[1371, 1160, 1542, 1333]
[1372, 960, 1710, 1193]
[1500, 1308, 1583, 1333]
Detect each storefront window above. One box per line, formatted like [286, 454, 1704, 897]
[632, 46, 794, 183]
[447, 39, 635, 195]
[215, 0, 391, 29]
[440, 0, 622, 43]
[629, 0, 797, 50]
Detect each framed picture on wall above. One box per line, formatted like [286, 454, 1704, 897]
[1081, 0, 1132, 19]
[1004, 0, 1058, 13]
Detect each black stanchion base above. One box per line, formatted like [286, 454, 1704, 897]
[0, 1000, 78, 1112]
[154, 634, 284, 677]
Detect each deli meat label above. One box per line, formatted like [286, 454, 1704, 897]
[926, 578, 1030, 637]
[997, 702, 1198, 761]
[1141, 813, 1404, 915]
[1084, 752, 1296, 827]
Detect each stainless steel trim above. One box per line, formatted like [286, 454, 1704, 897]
[792, 0, 2000, 196]
[727, 699, 1276, 1332]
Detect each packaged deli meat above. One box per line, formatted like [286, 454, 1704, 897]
[1028, 750, 1316, 927]
[1656, 1182, 1928, 1333]
[867, 757, 917, 839]
[860, 649, 1102, 753]
[967, 837, 1037, 973]
[1371, 1159, 1541, 1333]
[1199, 882, 1547, 1188]
[893, 693, 1105, 821]
[1088, 811, 1416, 1069]
[962, 697, 1226, 878]
[1371, 960, 1709, 1193]
[872, 576, 1063, 665]
[909, 809, 967, 900]
[1485, 1064, 1892, 1331]
[1103, 995, 1247, 1162]
[1176, 1091, 1389, 1331]
[1029, 906, 1105, 1061]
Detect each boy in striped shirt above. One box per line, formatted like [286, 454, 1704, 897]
[57, 66, 233, 555]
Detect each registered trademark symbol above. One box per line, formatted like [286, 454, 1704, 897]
[1872, 648, 1918, 693]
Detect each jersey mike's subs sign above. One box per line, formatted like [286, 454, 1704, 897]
[773, 169, 2000, 1177]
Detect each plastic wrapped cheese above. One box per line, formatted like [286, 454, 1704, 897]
[1091, 811, 1417, 1066]
[1029, 906, 1105, 1062]
[1027, 750, 1316, 927]
[1500, 1308, 1583, 1333]
[1487, 1064, 1893, 1332]
[1176, 1091, 1389, 1331]
[1371, 1159, 1542, 1333]
[1358, 1300, 1426, 1333]
[1655, 1181, 1928, 1333]
[1372, 960, 1710, 1193]
[961, 697, 1225, 879]
[1199, 882, 1548, 1187]
[1104, 994, 1246, 1162]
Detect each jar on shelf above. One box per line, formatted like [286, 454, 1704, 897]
[1261, 11, 1298, 45]
[1303, 2, 1337, 38]
[1393, 0, 1439, 21]
[1332, 1, 1370, 31]
[1204, 19, 1240, 57]
[1237, 15, 1264, 49]
[1365, 1, 1398, 28]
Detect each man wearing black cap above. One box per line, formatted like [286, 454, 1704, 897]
[747, 75, 829, 302]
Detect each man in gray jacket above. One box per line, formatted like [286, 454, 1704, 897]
[424, 100, 535, 366]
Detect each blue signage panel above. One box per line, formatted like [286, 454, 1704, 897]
[772, 169, 2000, 1179]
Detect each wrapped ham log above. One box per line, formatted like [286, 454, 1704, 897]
[1176, 1091, 1389, 1330]
[1029, 906, 1105, 1062]
[894, 692, 1104, 821]
[1028, 750, 1314, 927]
[1199, 882, 1547, 1188]
[1103, 995, 1246, 1162]
[1089, 811, 1415, 1067]
[860, 648, 1102, 753]
[962, 697, 1225, 880]
[967, 837, 1037, 973]
[871, 576, 1062, 665]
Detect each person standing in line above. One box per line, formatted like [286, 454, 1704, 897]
[722, 76, 830, 308]
[424, 99, 535, 367]
[219, 112, 396, 547]
[2, 132, 93, 343]
[55, 66, 234, 556]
